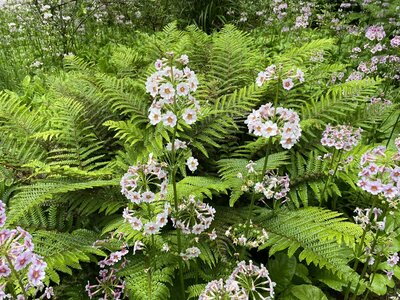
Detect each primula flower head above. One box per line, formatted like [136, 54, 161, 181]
[245, 103, 302, 149]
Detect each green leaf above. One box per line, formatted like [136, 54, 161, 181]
[268, 252, 297, 293]
[281, 285, 328, 300]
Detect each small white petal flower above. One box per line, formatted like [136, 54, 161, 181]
[186, 157, 199, 172]
[162, 111, 177, 127]
[182, 108, 197, 125]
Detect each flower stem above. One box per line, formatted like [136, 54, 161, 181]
[6, 255, 29, 299]
[320, 149, 342, 206]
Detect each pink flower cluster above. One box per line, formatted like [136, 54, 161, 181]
[146, 53, 200, 127]
[255, 172, 290, 201]
[0, 200, 50, 298]
[199, 260, 276, 300]
[365, 25, 386, 41]
[321, 124, 363, 151]
[245, 103, 302, 149]
[357, 146, 400, 202]
[391, 36, 400, 48]
[172, 195, 215, 235]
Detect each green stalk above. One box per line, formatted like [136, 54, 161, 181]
[5, 255, 28, 299]
[320, 149, 342, 206]
[351, 201, 388, 300]
[169, 56, 186, 299]
[344, 196, 375, 300]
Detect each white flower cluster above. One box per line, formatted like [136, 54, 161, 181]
[123, 202, 170, 236]
[180, 246, 201, 261]
[353, 207, 386, 231]
[255, 172, 290, 201]
[120, 154, 168, 203]
[225, 223, 269, 249]
[120, 154, 171, 235]
[146, 53, 200, 127]
[245, 103, 302, 149]
[199, 260, 276, 300]
[172, 195, 216, 235]
[256, 64, 304, 90]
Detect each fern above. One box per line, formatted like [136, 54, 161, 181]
[256, 206, 364, 287]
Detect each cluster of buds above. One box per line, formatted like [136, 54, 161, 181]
[245, 103, 302, 149]
[121, 154, 171, 235]
[353, 207, 386, 231]
[120, 154, 168, 203]
[357, 146, 400, 205]
[172, 195, 215, 236]
[256, 64, 304, 91]
[146, 53, 200, 128]
[225, 223, 269, 249]
[321, 124, 363, 151]
[199, 261, 275, 300]
[365, 25, 386, 41]
[255, 171, 290, 201]
[238, 162, 291, 204]
[0, 201, 51, 299]
[179, 246, 201, 261]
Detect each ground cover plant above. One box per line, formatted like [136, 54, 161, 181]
[0, 0, 399, 299]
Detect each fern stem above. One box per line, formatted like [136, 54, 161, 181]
[5, 254, 29, 299]
[385, 112, 400, 148]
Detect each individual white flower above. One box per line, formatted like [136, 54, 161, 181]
[159, 83, 175, 99]
[133, 241, 145, 254]
[162, 111, 177, 127]
[186, 157, 199, 172]
[149, 108, 162, 125]
[182, 108, 197, 125]
[155, 59, 163, 70]
[296, 68, 305, 83]
[156, 212, 168, 227]
[143, 222, 159, 235]
[192, 223, 205, 235]
[256, 71, 268, 87]
[282, 78, 294, 90]
[263, 121, 278, 138]
[128, 191, 141, 204]
[129, 216, 143, 231]
[176, 82, 189, 96]
[161, 243, 170, 252]
[141, 191, 155, 203]
[179, 54, 189, 65]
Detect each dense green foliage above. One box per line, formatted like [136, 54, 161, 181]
[0, 0, 399, 299]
